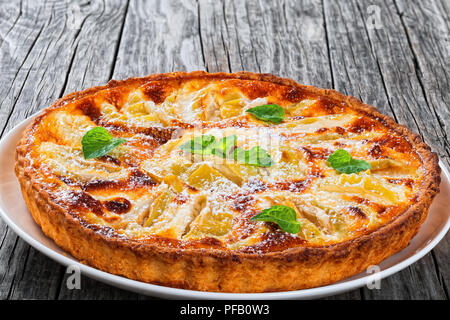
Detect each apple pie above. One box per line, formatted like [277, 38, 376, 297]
[15, 71, 440, 292]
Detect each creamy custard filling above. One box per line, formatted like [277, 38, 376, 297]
[28, 78, 424, 251]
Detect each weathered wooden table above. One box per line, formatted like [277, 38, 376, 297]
[0, 0, 448, 300]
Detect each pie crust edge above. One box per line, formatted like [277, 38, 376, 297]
[15, 71, 441, 293]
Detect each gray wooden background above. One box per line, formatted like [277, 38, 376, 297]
[0, 0, 448, 300]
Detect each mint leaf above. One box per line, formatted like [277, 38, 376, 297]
[234, 146, 274, 167]
[82, 127, 126, 159]
[247, 146, 274, 167]
[327, 149, 371, 174]
[327, 149, 351, 165]
[246, 104, 285, 124]
[180, 134, 274, 167]
[179, 135, 216, 155]
[251, 205, 301, 234]
[233, 147, 247, 163]
[210, 135, 237, 158]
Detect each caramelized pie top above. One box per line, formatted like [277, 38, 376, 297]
[23, 72, 426, 253]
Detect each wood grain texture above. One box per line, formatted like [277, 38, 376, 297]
[0, 0, 133, 300]
[0, 0, 69, 300]
[0, 0, 448, 300]
[323, 0, 447, 300]
[395, 0, 450, 299]
[113, 0, 205, 79]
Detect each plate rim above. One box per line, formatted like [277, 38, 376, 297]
[0, 114, 449, 300]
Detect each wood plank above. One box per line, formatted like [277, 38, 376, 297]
[362, 252, 446, 300]
[0, 0, 50, 134]
[0, 0, 131, 300]
[0, 1, 54, 299]
[220, 0, 332, 88]
[112, 0, 205, 80]
[59, 274, 140, 300]
[324, 289, 362, 300]
[395, 0, 450, 298]
[0, 0, 70, 300]
[395, 0, 449, 162]
[4, 241, 63, 299]
[198, 0, 231, 72]
[323, 0, 447, 299]
[60, 0, 131, 94]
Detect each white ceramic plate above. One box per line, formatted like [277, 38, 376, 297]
[0, 114, 449, 300]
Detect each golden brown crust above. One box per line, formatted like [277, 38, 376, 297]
[15, 71, 441, 292]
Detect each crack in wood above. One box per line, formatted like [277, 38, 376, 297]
[108, 0, 130, 80]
